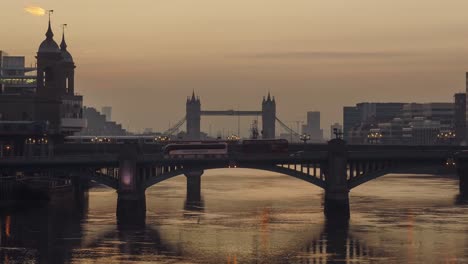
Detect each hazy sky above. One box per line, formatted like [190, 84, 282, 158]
[2, 0, 468, 137]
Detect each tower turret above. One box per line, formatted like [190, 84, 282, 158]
[59, 24, 76, 95]
[36, 12, 62, 98]
[186, 91, 201, 139]
[262, 92, 276, 139]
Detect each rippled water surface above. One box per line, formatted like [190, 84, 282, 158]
[1, 169, 468, 263]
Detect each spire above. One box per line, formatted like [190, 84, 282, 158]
[45, 10, 54, 39]
[267, 91, 271, 102]
[191, 90, 196, 101]
[60, 24, 68, 50]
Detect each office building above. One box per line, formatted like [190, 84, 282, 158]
[454, 93, 466, 144]
[0, 51, 36, 94]
[343, 106, 360, 141]
[0, 18, 85, 136]
[301, 111, 323, 143]
[78, 107, 127, 136]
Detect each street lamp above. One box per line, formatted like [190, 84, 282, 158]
[227, 134, 240, 142]
[333, 128, 343, 140]
[367, 132, 383, 144]
[437, 131, 456, 145]
[299, 134, 310, 144]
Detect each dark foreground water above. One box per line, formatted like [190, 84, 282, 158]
[1, 169, 468, 263]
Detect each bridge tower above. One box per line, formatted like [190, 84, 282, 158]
[324, 138, 350, 219]
[186, 91, 201, 140]
[262, 92, 276, 139]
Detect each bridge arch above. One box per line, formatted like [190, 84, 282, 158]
[143, 165, 326, 190]
[348, 164, 454, 189]
[89, 171, 119, 189]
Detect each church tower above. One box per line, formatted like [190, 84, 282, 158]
[34, 15, 82, 133]
[262, 92, 276, 139]
[36, 14, 63, 99]
[59, 26, 76, 95]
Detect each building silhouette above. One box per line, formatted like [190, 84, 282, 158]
[0, 51, 36, 94]
[78, 107, 127, 136]
[186, 91, 201, 140]
[454, 93, 466, 144]
[261, 92, 276, 139]
[343, 106, 360, 141]
[0, 16, 85, 156]
[101, 106, 112, 122]
[301, 111, 323, 142]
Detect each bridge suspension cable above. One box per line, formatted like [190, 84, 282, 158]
[163, 116, 186, 136]
[275, 117, 300, 137]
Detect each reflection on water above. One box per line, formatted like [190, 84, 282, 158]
[1, 169, 468, 263]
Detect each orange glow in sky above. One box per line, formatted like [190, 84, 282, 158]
[24, 6, 45, 16]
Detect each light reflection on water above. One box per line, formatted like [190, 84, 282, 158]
[0, 169, 468, 263]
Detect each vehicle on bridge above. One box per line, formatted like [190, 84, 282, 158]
[241, 139, 288, 153]
[163, 142, 228, 159]
[65, 135, 170, 144]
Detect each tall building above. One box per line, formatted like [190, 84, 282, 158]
[0, 17, 85, 135]
[101, 106, 112, 121]
[0, 17, 86, 156]
[401, 103, 454, 130]
[0, 51, 36, 94]
[78, 107, 126, 136]
[454, 93, 466, 144]
[301, 111, 323, 142]
[344, 102, 405, 142]
[343, 106, 360, 141]
[356, 102, 405, 123]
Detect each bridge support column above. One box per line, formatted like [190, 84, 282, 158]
[457, 166, 468, 199]
[116, 147, 146, 226]
[184, 170, 204, 208]
[71, 173, 89, 201]
[324, 139, 350, 219]
[71, 172, 89, 194]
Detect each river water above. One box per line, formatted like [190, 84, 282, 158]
[1, 169, 468, 263]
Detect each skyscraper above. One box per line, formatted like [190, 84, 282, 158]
[343, 106, 360, 141]
[301, 111, 323, 142]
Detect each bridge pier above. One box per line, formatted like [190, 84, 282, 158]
[116, 147, 146, 226]
[71, 173, 89, 199]
[185, 170, 203, 205]
[457, 166, 468, 199]
[324, 139, 350, 219]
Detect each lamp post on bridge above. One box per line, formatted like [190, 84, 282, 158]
[300, 134, 310, 151]
[333, 128, 343, 140]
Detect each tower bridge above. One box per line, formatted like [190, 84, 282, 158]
[185, 91, 277, 139]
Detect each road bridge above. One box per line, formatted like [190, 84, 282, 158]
[1, 139, 467, 222]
